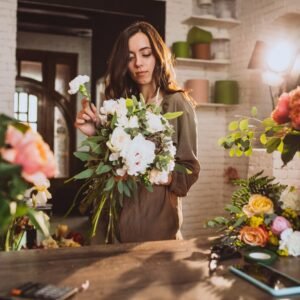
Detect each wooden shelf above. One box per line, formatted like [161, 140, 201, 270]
[196, 103, 239, 108]
[183, 15, 241, 28]
[175, 57, 230, 66]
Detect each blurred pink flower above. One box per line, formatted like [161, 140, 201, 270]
[271, 92, 290, 124]
[271, 216, 292, 235]
[1, 125, 57, 183]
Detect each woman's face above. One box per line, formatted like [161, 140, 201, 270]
[127, 32, 156, 87]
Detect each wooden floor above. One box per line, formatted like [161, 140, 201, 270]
[1, 236, 300, 299]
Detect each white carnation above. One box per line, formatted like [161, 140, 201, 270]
[280, 188, 300, 212]
[146, 111, 164, 133]
[107, 127, 131, 152]
[68, 75, 89, 94]
[279, 228, 300, 256]
[121, 134, 155, 176]
[127, 116, 139, 128]
[101, 99, 118, 115]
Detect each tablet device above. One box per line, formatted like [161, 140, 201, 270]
[229, 263, 300, 297]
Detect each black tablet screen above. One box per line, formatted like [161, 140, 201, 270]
[237, 264, 300, 289]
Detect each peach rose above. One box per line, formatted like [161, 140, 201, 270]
[271, 92, 291, 124]
[239, 226, 269, 246]
[242, 194, 274, 217]
[1, 125, 57, 183]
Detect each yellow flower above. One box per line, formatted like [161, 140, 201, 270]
[249, 215, 264, 227]
[282, 208, 298, 219]
[228, 226, 234, 231]
[243, 194, 274, 216]
[277, 248, 289, 256]
[268, 232, 279, 246]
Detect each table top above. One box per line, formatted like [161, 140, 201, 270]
[0, 237, 299, 300]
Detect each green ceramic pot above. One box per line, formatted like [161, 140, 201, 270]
[214, 80, 239, 104]
[187, 26, 213, 45]
[172, 41, 190, 58]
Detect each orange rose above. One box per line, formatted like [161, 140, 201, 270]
[239, 226, 269, 247]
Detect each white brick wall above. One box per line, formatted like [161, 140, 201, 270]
[17, 31, 92, 148]
[0, 0, 17, 115]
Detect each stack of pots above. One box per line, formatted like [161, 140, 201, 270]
[187, 26, 213, 60]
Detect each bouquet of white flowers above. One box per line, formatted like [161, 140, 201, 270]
[68, 76, 183, 242]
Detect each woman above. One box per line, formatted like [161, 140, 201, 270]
[75, 21, 200, 242]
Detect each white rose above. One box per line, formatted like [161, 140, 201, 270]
[166, 141, 176, 156]
[107, 127, 131, 152]
[280, 188, 300, 212]
[149, 169, 169, 184]
[68, 75, 89, 94]
[279, 228, 300, 256]
[122, 134, 155, 176]
[146, 111, 164, 133]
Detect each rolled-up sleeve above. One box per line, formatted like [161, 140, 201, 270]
[163, 92, 200, 197]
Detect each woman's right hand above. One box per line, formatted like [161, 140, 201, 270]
[75, 98, 100, 136]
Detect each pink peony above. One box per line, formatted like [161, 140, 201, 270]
[1, 125, 57, 183]
[271, 216, 291, 235]
[271, 92, 291, 124]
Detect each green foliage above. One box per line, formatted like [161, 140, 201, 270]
[218, 107, 300, 166]
[231, 171, 287, 207]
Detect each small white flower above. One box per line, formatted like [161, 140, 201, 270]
[68, 75, 90, 95]
[116, 166, 127, 177]
[109, 152, 120, 161]
[10, 201, 17, 215]
[24, 178, 52, 207]
[279, 228, 300, 256]
[145, 111, 164, 133]
[101, 99, 119, 115]
[127, 116, 139, 128]
[280, 188, 300, 212]
[107, 127, 131, 152]
[122, 134, 155, 176]
[149, 169, 169, 184]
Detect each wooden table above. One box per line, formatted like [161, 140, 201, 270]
[0, 238, 299, 300]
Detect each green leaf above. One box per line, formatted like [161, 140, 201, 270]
[123, 182, 131, 197]
[73, 151, 91, 161]
[163, 111, 183, 120]
[277, 141, 284, 153]
[73, 168, 94, 179]
[96, 164, 112, 175]
[251, 106, 257, 117]
[262, 117, 276, 127]
[228, 121, 239, 131]
[265, 137, 281, 153]
[0, 162, 21, 177]
[245, 147, 253, 156]
[174, 163, 192, 174]
[229, 148, 235, 157]
[260, 134, 267, 145]
[103, 177, 115, 192]
[232, 215, 247, 228]
[218, 137, 226, 146]
[117, 180, 124, 194]
[225, 204, 242, 214]
[214, 216, 228, 225]
[239, 119, 249, 131]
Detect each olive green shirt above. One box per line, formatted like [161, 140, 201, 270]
[119, 92, 200, 242]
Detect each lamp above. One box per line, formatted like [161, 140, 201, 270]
[248, 40, 298, 109]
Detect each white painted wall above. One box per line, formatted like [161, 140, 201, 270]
[0, 0, 17, 116]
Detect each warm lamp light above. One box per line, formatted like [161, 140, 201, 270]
[266, 41, 296, 73]
[248, 39, 299, 109]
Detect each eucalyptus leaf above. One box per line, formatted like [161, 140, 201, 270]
[73, 151, 91, 161]
[117, 180, 124, 194]
[103, 177, 115, 192]
[96, 164, 112, 175]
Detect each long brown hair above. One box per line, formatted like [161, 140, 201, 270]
[104, 21, 184, 99]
